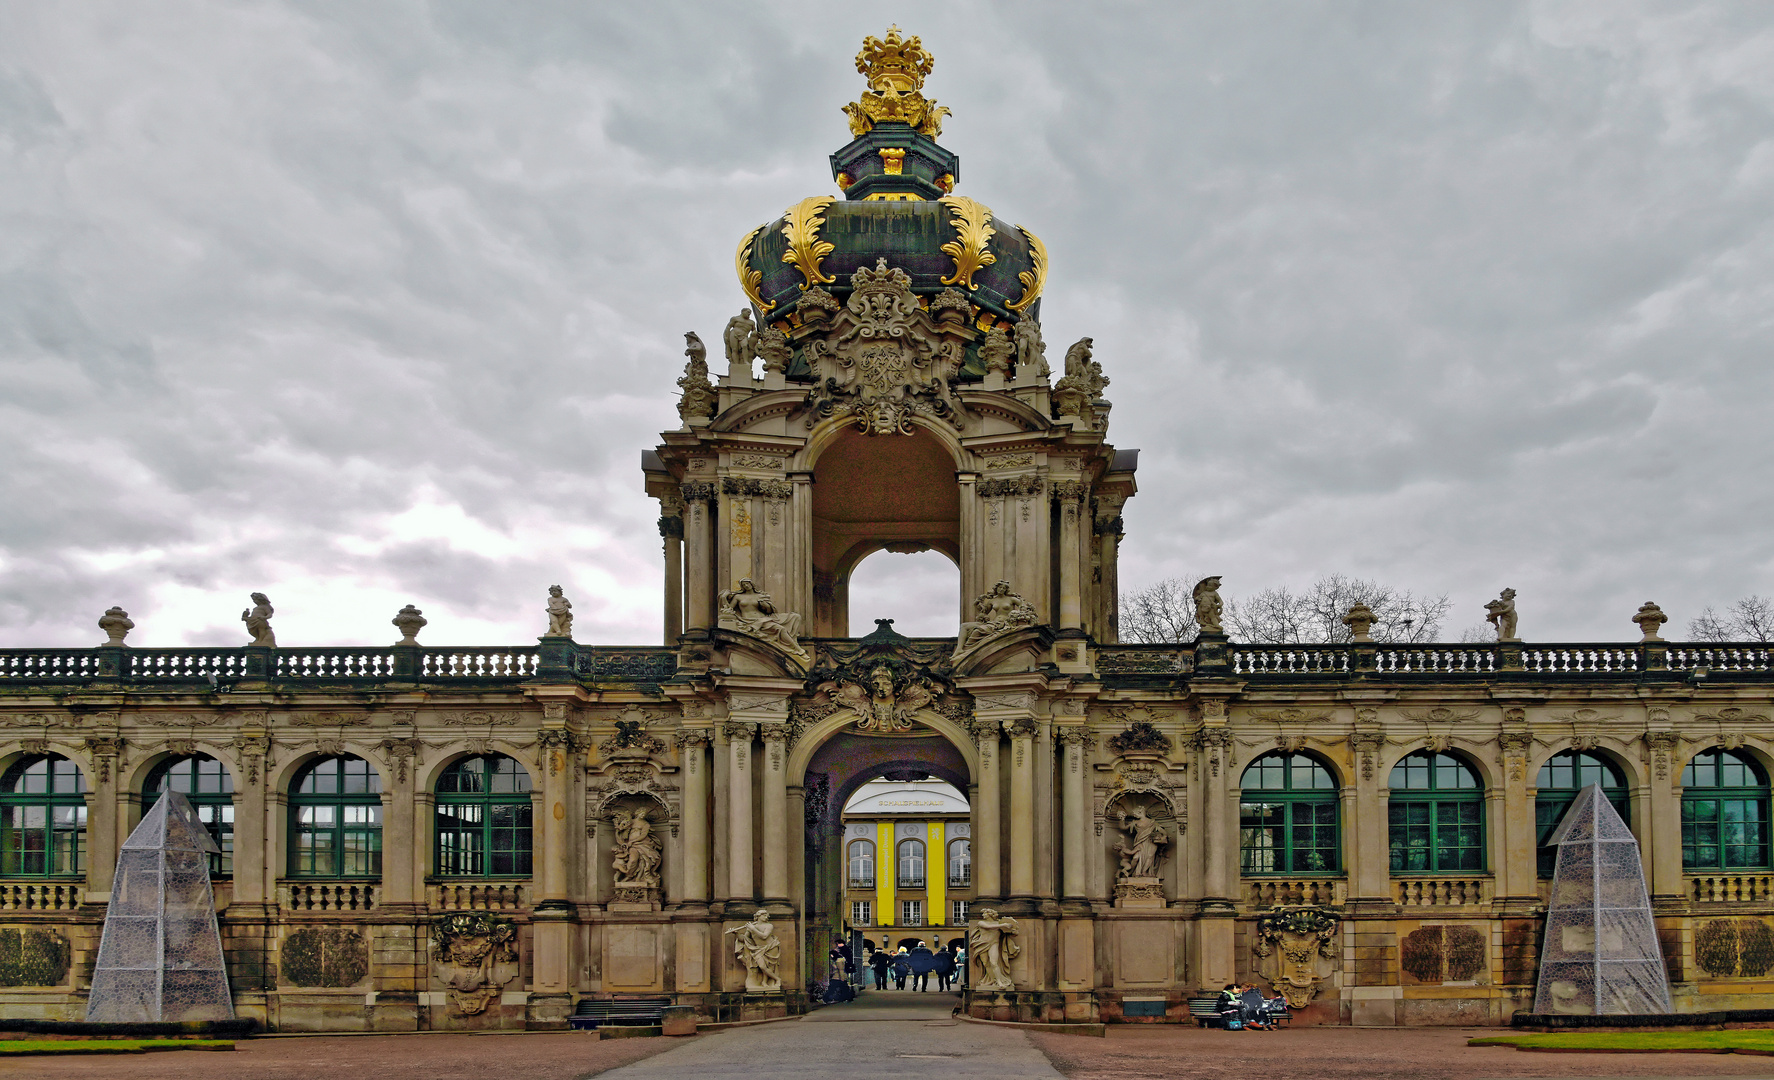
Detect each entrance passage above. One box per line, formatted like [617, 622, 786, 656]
[846, 549, 959, 637]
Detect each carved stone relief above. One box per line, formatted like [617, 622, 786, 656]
[432, 913, 519, 1016]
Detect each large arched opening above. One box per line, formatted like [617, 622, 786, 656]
[809, 426, 960, 636]
[845, 549, 961, 637]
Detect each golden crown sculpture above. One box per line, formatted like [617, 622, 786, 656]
[843, 27, 950, 140]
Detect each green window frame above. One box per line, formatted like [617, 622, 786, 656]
[1682, 748, 1770, 870]
[1535, 750, 1628, 878]
[289, 755, 382, 878]
[435, 755, 533, 878]
[145, 754, 235, 877]
[1239, 752, 1340, 875]
[1388, 751, 1485, 874]
[0, 755, 88, 878]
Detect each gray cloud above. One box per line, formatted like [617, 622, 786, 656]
[1, 1, 1771, 647]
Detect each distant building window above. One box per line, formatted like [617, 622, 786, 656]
[1536, 751, 1629, 877]
[144, 754, 234, 877]
[950, 900, 968, 925]
[947, 838, 971, 886]
[850, 900, 872, 926]
[1683, 748, 1770, 870]
[0, 755, 87, 878]
[1388, 752, 1484, 874]
[848, 839, 875, 888]
[898, 839, 925, 888]
[901, 900, 923, 926]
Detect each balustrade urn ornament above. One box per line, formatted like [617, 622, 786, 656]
[1485, 588, 1519, 642]
[241, 593, 275, 647]
[1341, 602, 1376, 643]
[544, 586, 574, 639]
[392, 605, 427, 646]
[98, 606, 134, 646]
[1633, 601, 1669, 642]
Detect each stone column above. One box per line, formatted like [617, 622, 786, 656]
[1644, 727, 1683, 899]
[81, 732, 124, 897]
[682, 481, 717, 632]
[537, 728, 575, 906]
[1349, 728, 1391, 901]
[229, 732, 270, 906]
[661, 511, 684, 644]
[1497, 729, 1537, 901]
[1056, 727, 1091, 900]
[1093, 504, 1124, 643]
[1007, 717, 1038, 899]
[1195, 720, 1236, 989]
[676, 729, 711, 905]
[1052, 482, 1088, 630]
[971, 719, 1003, 900]
[378, 743, 419, 909]
[760, 720, 791, 905]
[724, 721, 756, 903]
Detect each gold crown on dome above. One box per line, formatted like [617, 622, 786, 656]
[856, 26, 934, 95]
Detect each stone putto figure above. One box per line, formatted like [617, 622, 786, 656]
[610, 807, 663, 888]
[1633, 601, 1668, 642]
[957, 580, 1040, 653]
[545, 585, 574, 639]
[1013, 315, 1049, 381]
[98, 606, 134, 646]
[1192, 577, 1223, 635]
[725, 909, 783, 991]
[241, 593, 275, 647]
[677, 332, 717, 422]
[1114, 803, 1170, 880]
[392, 604, 426, 645]
[969, 908, 1021, 992]
[723, 309, 757, 378]
[1485, 588, 1519, 642]
[718, 579, 807, 659]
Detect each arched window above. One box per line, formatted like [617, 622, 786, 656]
[1388, 751, 1484, 874]
[145, 754, 234, 876]
[1682, 748, 1770, 870]
[847, 840, 875, 888]
[290, 756, 382, 878]
[0, 755, 87, 878]
[947, 838, 972, 886]
[435, 755, 533, 877]
[1535, 751, 1628, 877]
[1239, 752, 1339, 875]
[897, 839, 925, 888]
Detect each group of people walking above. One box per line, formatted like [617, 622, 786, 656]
[867, 943, 963, 992]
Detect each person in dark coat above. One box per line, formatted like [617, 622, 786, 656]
[1239, 984, 1273, 1030]
[907, 943, 936, 991]
[892, 948, 911, 990]
[934, 945, 956, 991]
[869, 948, 890, 990]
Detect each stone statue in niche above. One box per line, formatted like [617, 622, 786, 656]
[1013, 315, 1050, 381]
[98, 606, 134, 646]
[1192, 577, 1223, 635]
[969, 908, 1021, 992]
[725, 909, 783, 991]
[723, 309, 757, 377]
[392, 604, 426, 645]
[1485, 588, 1519, 641]
[718, 579, 808, 661]
[544, 585, 574, 638]
[677, 332, 717, 422]
[1253, 906, 1341, 1009]
[241, 593, 275, 647]
[610, 806, 663, 888]
[956, 580, 1040, 654]
[432, 912, 520, 1016]
[1114, 802, 1169, 880]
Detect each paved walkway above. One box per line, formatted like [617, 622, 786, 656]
[594, 988, 1062, 1079]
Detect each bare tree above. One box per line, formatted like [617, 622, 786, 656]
[1120, 573, 1451, 644]
[1688, 596, 1774, 642]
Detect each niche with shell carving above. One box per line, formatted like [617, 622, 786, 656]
[599, 792, 671, 908]
[1100, 790, 1178, 905]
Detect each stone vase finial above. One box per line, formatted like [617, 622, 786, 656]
[1633, 601, 1668, 642]
[98, 606, 134, 646]
[392, 604, 427, 646]
[1342, 602, 1376, 642]
[241, 593, 275, 647]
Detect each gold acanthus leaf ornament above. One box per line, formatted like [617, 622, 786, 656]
[1006, 225, 1049, 314]
[781, 196, 837, 291]
[735, 224, 775, 313]
[938, 196, 996, 291]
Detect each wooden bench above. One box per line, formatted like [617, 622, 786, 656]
[568, 996, 674, 1031]
[1186, 995, 1291, 1028]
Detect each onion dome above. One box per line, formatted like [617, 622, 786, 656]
[735, 28, 1048, 340]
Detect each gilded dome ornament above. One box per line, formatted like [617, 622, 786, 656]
[937, 196, 996, 291]
[1006, 225, 1048, 314]
[780, 196, 837, 291]
[734, 224, 775, 313]
[842, 26, 951, 139]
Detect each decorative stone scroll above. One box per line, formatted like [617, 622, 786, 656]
[1253, 906, 1341, 1009]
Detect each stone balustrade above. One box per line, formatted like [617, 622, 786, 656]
[428, 882, 531, 912]
[1394, 877, 1490, 906]
[1687, 873, 1774, 903]
[0, 882, 82, 912]
[278, 882, 378, 913]
[1244, 878, 1346, 908]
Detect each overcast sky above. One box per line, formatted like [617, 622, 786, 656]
[2, 1, 1771, 648]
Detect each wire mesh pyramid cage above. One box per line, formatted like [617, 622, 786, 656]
[85, 790, 235, 1022]
[1532, 784, 1671, 1015]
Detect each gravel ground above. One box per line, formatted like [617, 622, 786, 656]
[0, 1031, 677, 1080]
[1028, 1025, 1774, 1080]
